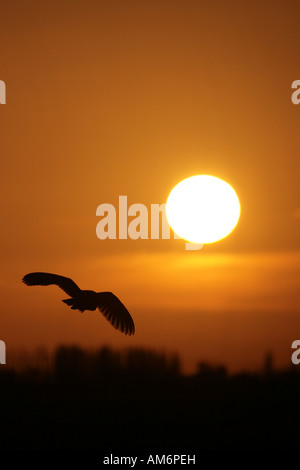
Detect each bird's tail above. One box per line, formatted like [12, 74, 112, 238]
[62, 298, 74, 307]
[62, 297, 85, 313]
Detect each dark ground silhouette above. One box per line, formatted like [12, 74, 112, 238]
[1, 345, 300, 450]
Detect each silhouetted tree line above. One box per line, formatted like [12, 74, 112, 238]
[0, 345, 182, 385]
[1, 346, 300, 449]
[54, 345, 180, 384]
[0, 346, 299, 390]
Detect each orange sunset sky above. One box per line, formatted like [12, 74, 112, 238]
[1, 0, 300, 373]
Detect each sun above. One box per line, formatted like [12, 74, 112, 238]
[166, 175, 241, 244]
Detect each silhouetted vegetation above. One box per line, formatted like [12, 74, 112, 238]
[0, 346, 300, 450]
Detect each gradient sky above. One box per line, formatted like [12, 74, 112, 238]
[1, 0, 300, 373]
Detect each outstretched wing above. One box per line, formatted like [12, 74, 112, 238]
[97, 292, 135, 336]
[22, 272, 81, 297]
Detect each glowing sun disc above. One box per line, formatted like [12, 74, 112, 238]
[166, 175, 241, 244]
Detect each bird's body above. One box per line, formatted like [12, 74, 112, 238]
[63, 289, 99, 312]
[22, 272, 135, 336]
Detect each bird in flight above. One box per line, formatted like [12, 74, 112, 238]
[22, 272, 135, 336]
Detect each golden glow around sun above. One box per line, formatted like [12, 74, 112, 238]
[166, 175, 241, 244]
